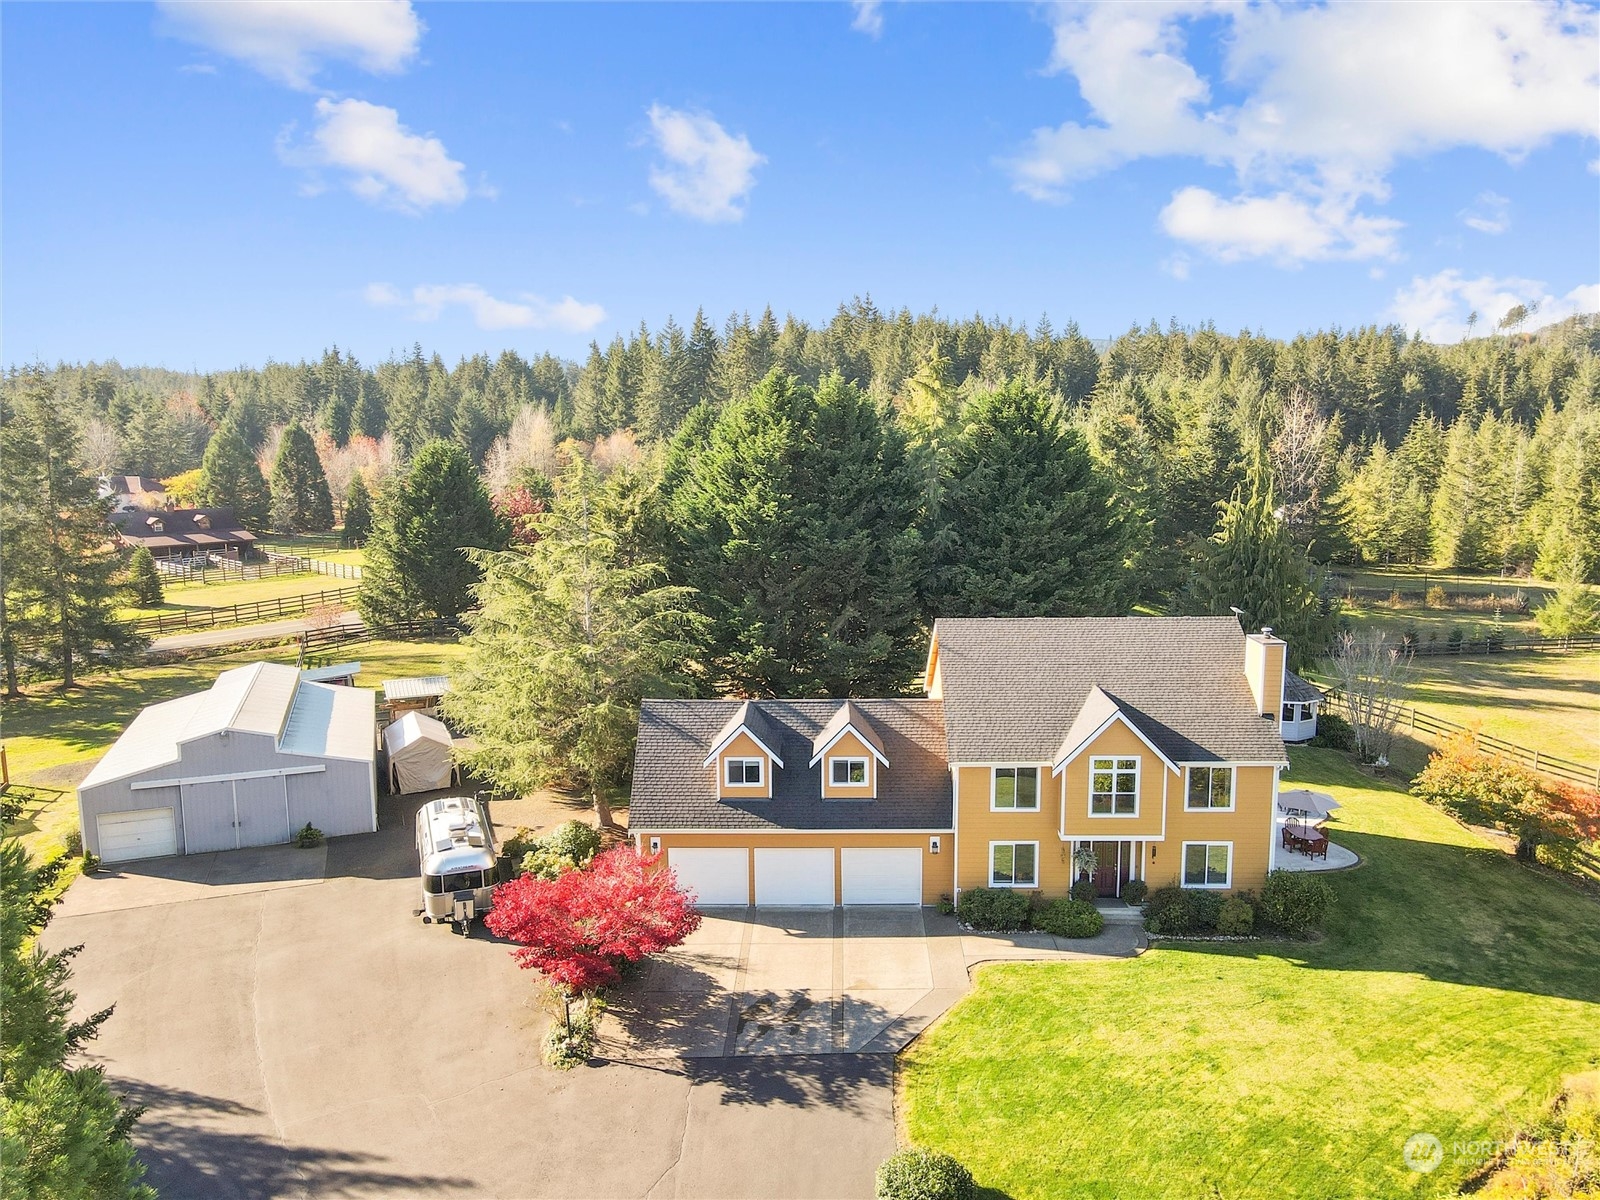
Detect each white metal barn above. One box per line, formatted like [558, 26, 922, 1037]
[77, 662, 378, 864]
[382, 712, 458, 795]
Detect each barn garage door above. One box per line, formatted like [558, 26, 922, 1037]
[669, 848, 749, 906]
[841, 848, 922, 905]
[97, 808, 177, 863]
[754, 848, 835, 906]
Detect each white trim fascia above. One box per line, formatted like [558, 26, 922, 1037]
[808, 728, 889, 768]
[702, 728, 785, 770]
[131, 764, 325, 790]
[922, 632, 941, 693]
[950, 764, 961, 898]
[1053, 711, 1179, 775]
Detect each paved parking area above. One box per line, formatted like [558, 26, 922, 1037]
[42, 795, 1140, 1198]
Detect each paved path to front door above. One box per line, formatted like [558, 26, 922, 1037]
[600, 907, 1143, 1060]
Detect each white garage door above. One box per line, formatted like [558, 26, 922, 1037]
[841, 848, 923, 905]
[97, 808, 178, 863]
[669, 848, 749, 906]
[754, 848, 835, 906]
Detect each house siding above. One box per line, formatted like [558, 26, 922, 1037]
[1059, 723, 1171, 839]
[716, 730, 773, 800]
[1155, 763, 1277, 892]
[953, 764, 1070, 893]
[640, 830, 952, 905]
[819, 729, 878, 799]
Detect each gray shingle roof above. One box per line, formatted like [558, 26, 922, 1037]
[705, 700, 787, 766]
[1284, 672, 1323, 704]
[809, 700, 886, 763]
[631, 699, 951, 831]
[932, 616, 1288, 765]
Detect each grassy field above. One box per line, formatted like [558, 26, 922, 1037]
[1403, 651, 1600, 765]
[900, 748, 1600, 1200]
[119, 570, 358, 619]
[1335, 569, 1547, 643]
[0, 637, 465, 861]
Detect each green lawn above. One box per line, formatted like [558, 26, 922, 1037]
[900, 748, 1600, 1200]
[1403, 651, 1600, 765]
[0, 637, 464, 860]
[119, 570, 358, 620]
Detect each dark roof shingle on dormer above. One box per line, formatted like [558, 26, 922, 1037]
[633, 699, 950, 832]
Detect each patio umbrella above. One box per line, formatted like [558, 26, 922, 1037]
[1277, 789, 1340, 820]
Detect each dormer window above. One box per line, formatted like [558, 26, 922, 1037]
[146, 517, 164, 533]
[194, 513, 211, 529]
[725, 758, 764, 787]
[830, 757, 869, 786]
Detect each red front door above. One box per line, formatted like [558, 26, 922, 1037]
[1092, 841, 1128, 897]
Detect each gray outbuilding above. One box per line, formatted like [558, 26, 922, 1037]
[77, 662, 378, 864]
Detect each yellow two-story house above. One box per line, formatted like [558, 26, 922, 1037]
[630, 617, 1293, 906]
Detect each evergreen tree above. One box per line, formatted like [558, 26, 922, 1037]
[0, 842, 154, 1200]
[1430, 417, 1495, 569]
[934, 379, 1130, 617]
[684, 308, 721, 407]
[445, 457, 705, 826]
[1190, 469, 1333, 670]
[0, 370, 142, 691]
[341, 474, 373, 547]
[197, 424, 269, 530]
[357, 440, 504, 625]
[267, 424, 335, 533]
[637, 318, 693, 442]
[1533, 546, 1600, 637]
[668, 372, 930, 695]
[125, 547, 164, 608]
[351, 377, 386, 440]
[451, 389, 497, 466]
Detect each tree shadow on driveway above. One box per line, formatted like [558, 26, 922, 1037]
[112, 1077, 476, 1200]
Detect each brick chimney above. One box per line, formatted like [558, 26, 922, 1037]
[1244, 629, 1287, 720]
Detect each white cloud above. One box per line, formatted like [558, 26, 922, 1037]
[366, 282, 606, 334]
[851, 1, 884, 38]
[1386, 270, 1599, 342]
[282, 99, 468, 212]
[1006, 1, 1599, 264]
[646, 104, 765, 223]
[156, 0, 422, 89]
[1160, 188, 1401, 264]
[1461, 191, 1512, 234]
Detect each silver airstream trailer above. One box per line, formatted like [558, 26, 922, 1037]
[415, 795, 498, 933]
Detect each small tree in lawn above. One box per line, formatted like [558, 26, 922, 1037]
[124, 547, 164, 608]
[446, 457, 705, 827]
[1328, 631, 1413, 765]
[485, 845, 701, 1032]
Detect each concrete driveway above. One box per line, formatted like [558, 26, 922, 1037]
[43, 797, 1140, 1198]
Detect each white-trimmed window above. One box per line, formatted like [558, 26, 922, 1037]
[830, 757, 869, 786]
[989, 841, 1038, 888]
[725, 758, 764, 787]
[1182, 842, 1232, 888]
[1090, 757, 1138, 815]
[1282, 702, 1313, 722]
[1186, 766, 1235, 811]
[992, 766, 1040, 811]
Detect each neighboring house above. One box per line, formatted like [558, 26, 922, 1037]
[630, 617, 1292, 907]
[109, 506, 257, 559]
[98, 473, 168, 511]
[1281, 672, 1323, 743]
[78, 662, 378, 864]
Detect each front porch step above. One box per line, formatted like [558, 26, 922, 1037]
[1093, 900, 1145, 924]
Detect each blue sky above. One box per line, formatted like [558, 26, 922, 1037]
[4, 1, 1597, 371]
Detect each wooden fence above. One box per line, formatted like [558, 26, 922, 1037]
[1327, 692, 1600, 788]
[260, 550, 362, 580]
[1401, 632, 1599, 657]
[133, 586, 360, 636]
[297, 617, 459, 664]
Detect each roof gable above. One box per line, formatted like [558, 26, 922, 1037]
[1052, 686, 1179, 773]
[808, 700, 889, 767]
[701, 700, 786, 769]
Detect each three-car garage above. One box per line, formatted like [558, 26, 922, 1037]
[665, 841, 933, 907]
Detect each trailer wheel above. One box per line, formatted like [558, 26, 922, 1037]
[422, 916, 432, 924]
